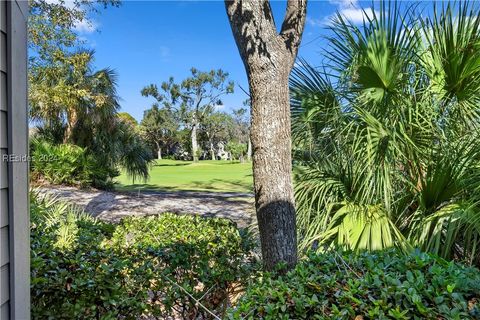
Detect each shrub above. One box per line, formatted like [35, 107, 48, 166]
[30, 139, 116, 189]
[31, 193, 257, 319]
[229, 250, 480, 320]
[30, 194, 149, 319]
[111, 215, 257, 318]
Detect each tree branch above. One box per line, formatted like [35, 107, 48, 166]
[279, 0, 307, 56]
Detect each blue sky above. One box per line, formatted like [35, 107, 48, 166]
[78, 0, 373, 121]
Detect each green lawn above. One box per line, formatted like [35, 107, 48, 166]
[115, 159, 253, 193]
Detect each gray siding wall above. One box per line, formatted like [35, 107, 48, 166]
[1, 0, 29, 319]
[0, 0, 9, 316]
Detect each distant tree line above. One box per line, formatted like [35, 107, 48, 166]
[139, 69, 251, 162]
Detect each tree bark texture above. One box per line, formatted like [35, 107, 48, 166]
[225, 0, 307, 271]
[64, 108, 78, 143]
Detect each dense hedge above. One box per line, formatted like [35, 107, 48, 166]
[32, 194, 480, 319]
[229, 250, 480, 320]
[31, 194, 257, 319]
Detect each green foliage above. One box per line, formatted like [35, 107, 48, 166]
[30, 2, 153, 187]
[292, 1, 480, 265]
[140, 104, 179, 158]
[111, 215, 257, 318]
[31, 193, 151, 319]
[226, 141, 247, 161]
[117, 112, 138, 127]
[31, 193, 257, 319]
[229, 250, 480, 319]
[30, 52, 154, 186]
[99, 120, 154, 183]
[30, 139, 113, 188]
[29, 0, 120, 63]
[201, 111, 236, 159]
[141, 68, 235, 161]
[29, 50, 120, 145]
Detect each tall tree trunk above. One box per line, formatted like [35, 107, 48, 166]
[247, 137, 252, 162]
[225, 0, 307, 271]
[191, 123, 199, 162]
[250, 71, 297, 270]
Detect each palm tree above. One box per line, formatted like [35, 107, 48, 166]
[29, 50, 120, 144]
[292, 1, 480, 265]
[30, 50, 153, 184]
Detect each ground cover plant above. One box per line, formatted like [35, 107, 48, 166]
[229, 250, 480, 319]
[115, 159, 253, 193]
[30, 193, 257, 319]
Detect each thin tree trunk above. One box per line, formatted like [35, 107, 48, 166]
[64, 108, 78, 143]
[210, 142, 215, 160]
[156, 141, 162, 160]
[225, 0, 307, 271]
[247, 137, 252, 162]
[191, 123, 199, 162]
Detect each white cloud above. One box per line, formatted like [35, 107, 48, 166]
[329, 0, 359, 9]
[338, 7, 377, 24]
[44, 0, 76, 9]
[307, 0, 375, 27]
[73, 19, 98, 34]
[320, 0, 378, 26]
[306, 16, 323, 27]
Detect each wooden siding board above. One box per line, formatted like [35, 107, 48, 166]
[0, 1, 7, 318]
[7, 1, 29, 318]
[0, 264, 8, 305]
[0, 189, 6, 228]
[0, 149, 6, 189]
[0, 227, 7, 266]
[0, 1, 5, 33]
[0, 111, 6, 148]
[0, 72, 5, 111]
[0, 302, 8, 320]
[0, 32, 5, 73]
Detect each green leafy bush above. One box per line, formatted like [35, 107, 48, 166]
[31, 194, 148, 319]
[30, 139, 116, 188]
[229, 250, 480, 320]
[31, 193, 256, 319]
[110, 215, 257, 318]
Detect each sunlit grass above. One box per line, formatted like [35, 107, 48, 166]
[115, 159, 253, 193]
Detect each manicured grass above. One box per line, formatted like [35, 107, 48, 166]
[115, 159, 253, 193]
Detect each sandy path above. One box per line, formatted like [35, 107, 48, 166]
[37, 185, 255, 228]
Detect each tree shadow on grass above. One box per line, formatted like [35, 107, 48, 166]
[152, 162, 190, 167]
[116, 178, 253, 194]
[188, 179, 253, 193]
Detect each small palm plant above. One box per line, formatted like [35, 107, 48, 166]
[292, 1, 480, 265]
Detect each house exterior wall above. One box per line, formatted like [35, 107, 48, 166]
[0, 0, 29, 319]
